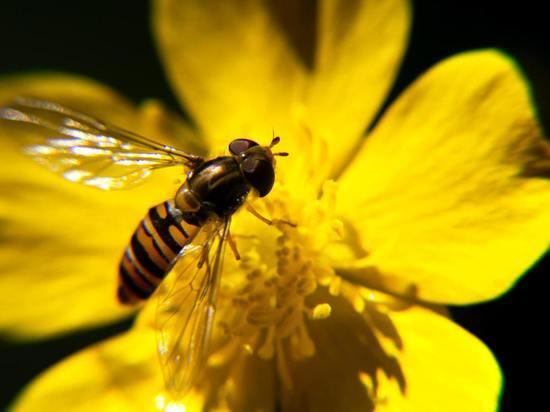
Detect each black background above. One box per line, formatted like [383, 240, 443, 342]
[0, 1, 548, 411]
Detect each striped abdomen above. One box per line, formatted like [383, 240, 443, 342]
[117, 201, 199, 304]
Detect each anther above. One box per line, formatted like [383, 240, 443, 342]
[247, 269, 262, 280]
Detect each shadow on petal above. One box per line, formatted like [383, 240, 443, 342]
[517, 136, 550, 178]
[265, 0, 317, 69]
[179, 349, 276, 412]
[281, 288, 405, 412]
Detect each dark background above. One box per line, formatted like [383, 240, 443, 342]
[0, 1, 547, 411]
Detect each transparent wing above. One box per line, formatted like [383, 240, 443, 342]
[155, 218, 230, 399]
[0, 96, 203, 190]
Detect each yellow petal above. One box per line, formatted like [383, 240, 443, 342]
[376, 303, 501, 412]
[11, 328, 164, 412]
[13, 290, 499, 411]
[337, 50, 550, 304]
[0, 72, 201, 151]
[138, 99, 207, 156]
[12, 324, 274, 412]
[0, 72, 134, 123]
[0, 74, 183, 338]
[306, 0, 411, 175]
[283, 289, 500, 411]
[153, 0, 307, 151]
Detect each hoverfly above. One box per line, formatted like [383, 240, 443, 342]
[0, 96, 289, 399]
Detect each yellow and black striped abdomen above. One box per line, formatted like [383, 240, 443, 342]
[117, 201, 199, 304]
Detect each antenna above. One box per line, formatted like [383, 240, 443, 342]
[269, 135, 280, 147]
[268, 134, 288, 156]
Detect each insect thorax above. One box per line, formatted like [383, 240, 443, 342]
[179, 156, 250, 224]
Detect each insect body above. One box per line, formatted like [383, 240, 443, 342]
[118, 200, 199, 304]
[119, 137, 281, 304]
[0, 97, 288, 399]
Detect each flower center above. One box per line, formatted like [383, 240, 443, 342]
[211, 180, 344, 387]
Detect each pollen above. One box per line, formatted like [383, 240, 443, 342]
[211, 180, 345, 386]
[312, 303, 332, 319]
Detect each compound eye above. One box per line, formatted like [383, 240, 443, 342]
[229, 138, 259, 155]
[241, 157, 275, 197]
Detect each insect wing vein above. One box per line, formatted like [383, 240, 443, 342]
[155, 219, 230, 399]
[0, 96, 202, 190]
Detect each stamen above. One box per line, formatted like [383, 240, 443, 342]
[210, 179, 348, 387]
[247, 304, 283, 326]
[208, 339, 240, 366]
[296, 274, 317, 295]
[294, 322, 315, 358]
[246, 269, 262, 280]
[329, 276, 342, 295]
[277, 305, 303, 338]
[276, 339, 293, 390]
[258, 327, 275, 359]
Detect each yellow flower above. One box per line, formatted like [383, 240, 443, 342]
[1, 0, 549, 411]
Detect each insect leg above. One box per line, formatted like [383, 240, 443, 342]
[246, 204, 297, 227]
[246, 204, 272, 225]
[227, 228, 241, 260]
